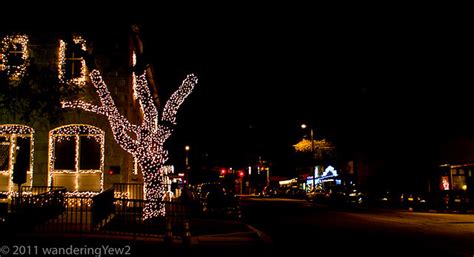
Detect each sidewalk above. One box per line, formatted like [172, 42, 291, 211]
[9, 217, 271, 250]
[188, 218, 272, 246]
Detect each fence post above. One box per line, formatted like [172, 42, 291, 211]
[164, 219, 173, 245]
[182, 220, 191, 247]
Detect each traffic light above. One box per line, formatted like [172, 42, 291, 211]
[239, 171, 244, 177]
[220, 169, 226, 175]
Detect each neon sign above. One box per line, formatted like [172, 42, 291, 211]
[306, 165, 338, 185]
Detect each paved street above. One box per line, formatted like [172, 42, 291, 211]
[240, 197, 474, 257]
[4, 197, 474, 257]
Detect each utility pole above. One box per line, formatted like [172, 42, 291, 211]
[302, 124, 316, 189]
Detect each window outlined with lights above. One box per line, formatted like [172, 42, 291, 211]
[48, 124, 104, 192]
[58, 36, 87, 86]
[0, 124, 34, 193]
[0, 35, 29, 81]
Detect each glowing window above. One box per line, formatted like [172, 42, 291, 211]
[58, 36, 87, 86]
[0, 35, 29, 81]
[0, 124, 34, 193]
[49, 125, 104, 192]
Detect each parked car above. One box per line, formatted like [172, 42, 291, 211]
[400, 192, 429, 211]
[327, 185, 367, 207]
[262, 185, 279, 197]
[285, 188, 306, 199]
[327, 186, 347, 206]
[428, 191, 469, 211]
[194, 183, 241, 219]
[346, 186, 367, 206]
[306, 188, 328, 203]
[367, 190, 398, 208]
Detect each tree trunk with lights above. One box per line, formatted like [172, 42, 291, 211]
[63, 61, 197, 220]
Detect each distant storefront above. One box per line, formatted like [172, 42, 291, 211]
[437, 164, 473, 191]
[306, 165, 340, 191]
[433, 163, 474, 209]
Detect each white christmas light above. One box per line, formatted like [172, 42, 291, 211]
[0, 124, 34, 193]
[160, 165, 174, 200]
[0, 124, 34, 135]
[0, 35, 29, 80]
[132, 156, 139, 175]
[62, 69, 197, 220]
[48, 124, 104, 192]
[132, 51, 138, 101]
[58, 36, 87, 86]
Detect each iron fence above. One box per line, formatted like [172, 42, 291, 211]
[8, 184, 188, 240]
[113, 183, 143, 200]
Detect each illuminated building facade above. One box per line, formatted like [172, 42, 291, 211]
[432, 136, 474, 209]
[0, 31, 141, 195]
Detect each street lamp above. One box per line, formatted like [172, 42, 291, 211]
[185, 145, 190, 167]
[184, 145, 190, 184]
[300, 124, 315, 156]
[301, 123, 316, 189]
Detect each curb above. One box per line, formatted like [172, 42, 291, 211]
[192, 233, 259, 246]
[190, 224, 272, 246]
[426, 209, 474, 214]
[245, 224, 272, 245]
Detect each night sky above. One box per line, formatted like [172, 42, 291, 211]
[3, 5, 472, 184]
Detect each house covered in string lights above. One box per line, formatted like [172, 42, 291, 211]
[0, 31, 142, 196]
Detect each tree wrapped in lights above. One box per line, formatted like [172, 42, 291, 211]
[62, 61, 197, 220]
[293, 138, 334, 160]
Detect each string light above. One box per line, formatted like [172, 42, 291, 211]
[0, 35, 29, 81]
[132, 155, 139, 175]
[160, 165, 174, 198]
[159, 165, 174, 176]
[62, 69, 197, 220]
[0, 124, 34, 135]
[58, 36, 87, 86]
[293, 138, 334, 153]
[0, 124, 34, 193]
[132, 51, 138, 101]
[114, 191, 130, 199]
[48, 124, 104, 193]
[64, 192, 95, 207]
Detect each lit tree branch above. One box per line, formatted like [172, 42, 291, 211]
[134, 71, 159, 134]
[82, 70, 139, 154]
[161, 74, 198, 125]
[61, 100, 107, 115]
[62, 28, 197, 219]
[293, 138, 335, 160]
[63, 68, 196, 220]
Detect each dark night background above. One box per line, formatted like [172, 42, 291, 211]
[2, 4, 472, 190]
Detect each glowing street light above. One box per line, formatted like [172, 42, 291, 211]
[184, 145, 190, 184]
[301, 124, 315, 158]
[185, 145, 190, 167]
